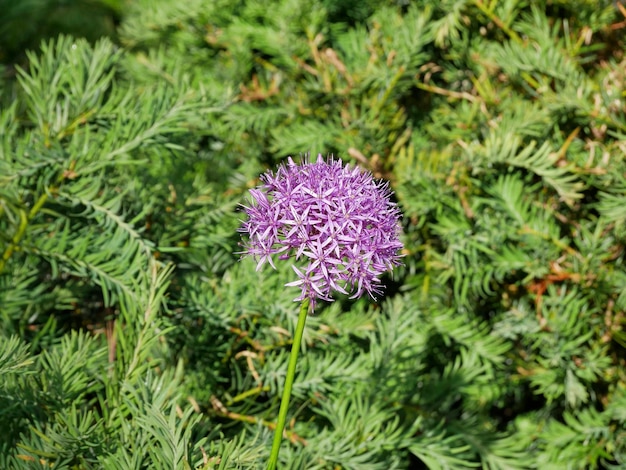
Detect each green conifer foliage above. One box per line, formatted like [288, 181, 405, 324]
[1, 0, 625, 468]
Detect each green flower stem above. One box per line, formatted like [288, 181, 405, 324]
[267, 297, 310, 470]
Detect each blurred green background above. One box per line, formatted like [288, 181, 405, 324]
[0, 0, 123, 64]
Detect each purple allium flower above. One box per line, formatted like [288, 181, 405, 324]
[238, 154, 403, 305]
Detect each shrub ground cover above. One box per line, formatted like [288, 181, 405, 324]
[1, 0, 625, 468]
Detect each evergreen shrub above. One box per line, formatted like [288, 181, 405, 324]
[0, 0, 625, 468]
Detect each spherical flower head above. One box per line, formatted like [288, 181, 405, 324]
[238, 154, 403, 306]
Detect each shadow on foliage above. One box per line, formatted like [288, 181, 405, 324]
[0, 0, 122, 66]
